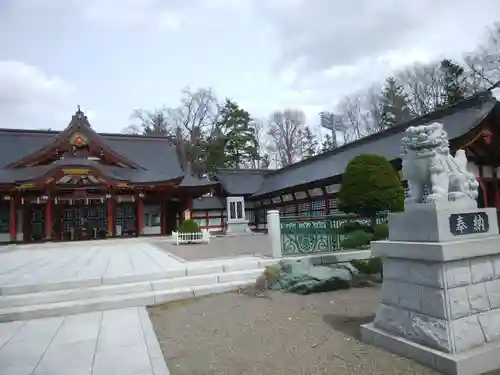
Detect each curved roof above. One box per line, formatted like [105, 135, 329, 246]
[214, 169, 272, 195]
[0, 130, 185, 184]
[214, 91, 498, 198]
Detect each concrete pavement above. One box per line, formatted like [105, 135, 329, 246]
[0, 307, 169, 375]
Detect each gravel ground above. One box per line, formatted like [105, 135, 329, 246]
[148, 286, 444, 375]
[151, 234, 272, 261]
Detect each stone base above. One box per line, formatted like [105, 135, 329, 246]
[225, 221, 251, 234]
[388, 204, 498, 242]
[361, 323, 500, 375]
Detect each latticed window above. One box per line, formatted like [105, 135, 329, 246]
[297, 202, 310, 216]
[311, 200, 326, 216]
[329, 198, 341, 215]
[284, 205, 295, 215]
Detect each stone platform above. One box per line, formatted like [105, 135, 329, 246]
[0, 240, 277, 321]
[361, 207, 500, 375]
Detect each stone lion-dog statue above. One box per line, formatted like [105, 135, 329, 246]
[401, 122, 479, 205]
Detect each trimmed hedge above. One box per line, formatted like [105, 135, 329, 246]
[179, 219, 201, 233]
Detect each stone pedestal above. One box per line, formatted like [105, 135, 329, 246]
[361, 206, 500, 375]
[225, 196, 251, 234]
[226, 220, 251, 234]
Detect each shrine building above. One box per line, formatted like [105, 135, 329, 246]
[0, 107, 216, 242]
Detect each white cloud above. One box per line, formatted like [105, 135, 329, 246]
[0, 61, 76, 129]
[253, 0, 500, 110]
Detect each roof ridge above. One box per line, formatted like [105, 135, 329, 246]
[264, 90, 494, 177]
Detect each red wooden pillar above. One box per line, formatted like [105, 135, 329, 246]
[107, 196, 115, 237]
[136, 195, 144, 236]
[160, 201, 166, 236]
[45, 197, 52, 241]
[478, 166, 489, 207]
[9, 197, 16, 242]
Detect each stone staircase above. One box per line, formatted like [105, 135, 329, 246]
[0, 257, 279, 322]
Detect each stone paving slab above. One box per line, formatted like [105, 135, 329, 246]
[0, 242, 185, 287]
[0, 307, 169, 375]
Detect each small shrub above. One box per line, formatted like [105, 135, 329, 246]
[373, 223, 389, 240]
[339, 221, 369, 235]
[340, 230, 373, 250]
[351, 257, 383, 276]
[179, 219, 201, 233]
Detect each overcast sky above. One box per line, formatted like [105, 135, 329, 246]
[1, 0, 499, 133]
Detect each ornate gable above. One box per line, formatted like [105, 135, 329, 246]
[6, 107, 143, 170]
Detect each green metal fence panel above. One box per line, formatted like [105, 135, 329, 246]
[279, 214, 387, 256]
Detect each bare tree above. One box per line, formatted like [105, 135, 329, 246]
[396, 62, 446, 116]
[126, 108, 172, 136]
[249, 118, 271, 168]
[267, 109, 307, 167]
[335, 94, 369, 143]
[465, 22, 500, 89]
[167, 87, 222, 175]
[363, 85, 384, 133]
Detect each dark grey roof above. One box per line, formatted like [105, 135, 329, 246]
[215, 169, 272, 195]
[192, 196, 225, 210]
[252, 91, 498, 197]
[179, 174, 219, 188]
[0, 129, 185, 184]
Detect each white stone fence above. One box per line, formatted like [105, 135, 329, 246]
[172, 230, 210, 245]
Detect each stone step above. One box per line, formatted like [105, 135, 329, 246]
[0, 257, 277, 296]
[0, 268, 264, 309]
[0, 279, 255, 322]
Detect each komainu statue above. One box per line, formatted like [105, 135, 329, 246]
[401, 122, 479, 205]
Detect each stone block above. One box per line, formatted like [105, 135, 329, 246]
[192, 280, 249, 297]
[466, 284, 491, 314]
[153, 288, 194, 305]
[485, 279, 500, 309]
[186, 264, 224, 276]
[380, 280, 402, 306]
[383, 258, 411, 282]
[372, 236, 500, 262]
[407, 312, 451, 352]
[408, 261, 444, 288]
[491, 254, 500, 279]
[217, 269, 262, 283]
[222, 260, 260, 272]
[470, 257, 494, 284]
[373, 304, 409, 337]
[448, 287, 471, 319]
[478, 309, 500, 343]
[421, 287, 447, 319]
[445, 260, 472, 288]
[361, 322, 500, 375]
[151, 274, 218, 291]
[452, 315, 485, 353]
[398, 284, 423, 311]
[388, 205, 498, 243]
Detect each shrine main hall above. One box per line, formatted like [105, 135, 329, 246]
[0, 108, 216, 243]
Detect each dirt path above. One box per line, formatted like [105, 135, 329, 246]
[148, 287, 444, 375]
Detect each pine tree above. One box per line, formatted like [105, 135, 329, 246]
[300, 126, 318, 159]
[379, 77, 410, 128]
[212, 99, 259, 169]
[440, 59, 468, 106]
[320, 133, 337, 152]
